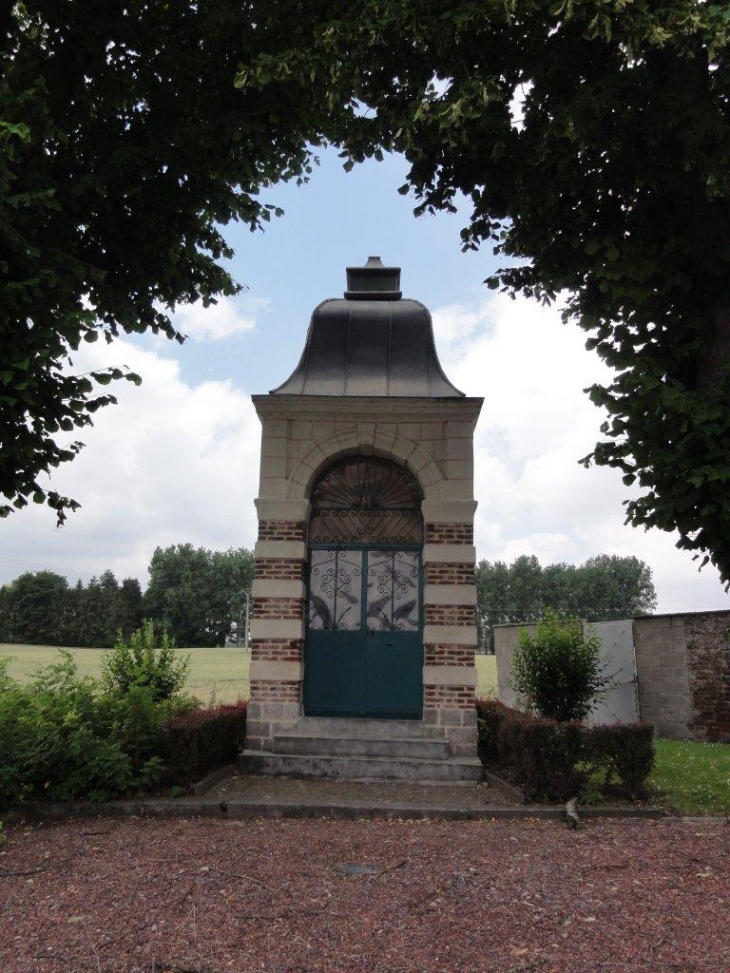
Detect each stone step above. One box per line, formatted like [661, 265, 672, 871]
[272, 735, 451, 760]
[291, 717, 445, 740]
[239, 750, 483, 783]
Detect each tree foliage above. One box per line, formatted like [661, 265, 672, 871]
[0, 0, 321, 518]
[476, 554, 656, 650]
[235, 0, 730, 582]
[5, 0, 730, 584]
[511, 611, 613, 722]
[0, 569, 68, 645]
[0, 568, 141, 646]
[143, 545, 255, 647]
[0, 544, 252, 648]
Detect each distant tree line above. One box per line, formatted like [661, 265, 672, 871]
[0, 546, 654, 651]
[476, 554, 657, 652]
[0, 569, 142, 648]
[0, 545, 255, 648]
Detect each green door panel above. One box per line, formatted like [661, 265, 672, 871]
[303, 630, 365, 716]
[365, 631, 423, 718]
[304, 547, 423, 718]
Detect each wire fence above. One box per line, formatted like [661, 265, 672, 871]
[476, 607, 642, 653]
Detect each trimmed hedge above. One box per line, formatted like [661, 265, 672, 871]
[476, 699, 655, 802]
[161, 701, 247, 788]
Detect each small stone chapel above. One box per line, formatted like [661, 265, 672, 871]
[242, 257, 484, 781]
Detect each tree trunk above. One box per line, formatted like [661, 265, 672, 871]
[698, 300, 730, 397]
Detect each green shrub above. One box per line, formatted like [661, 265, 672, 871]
[161, 702, 247, 788]
[0, 650, 243, 809]
[97, 684, 196, 776]
[0, 651, 198, 808]
[512, 611, 613, 722]
[102, 620, 190, 702]
[476, 698, 655, 802]
[475, 697, 507, 765]
[476, 699, 585, 801]
[0, 652, 137, 805]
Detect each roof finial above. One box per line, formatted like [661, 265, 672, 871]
[345, 257, 402, 300]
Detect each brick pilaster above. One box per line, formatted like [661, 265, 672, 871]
[425, 522, 474, 544]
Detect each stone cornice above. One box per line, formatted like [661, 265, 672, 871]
[252, 394, 483, 427]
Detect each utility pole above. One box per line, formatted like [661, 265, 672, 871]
[241, 589, 252, 650]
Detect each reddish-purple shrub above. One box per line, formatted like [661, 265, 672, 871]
[161, 701, 247, 787]
[475, 698, 654, 802]
[586, 722, 656, 798]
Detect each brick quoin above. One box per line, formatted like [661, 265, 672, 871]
[425, 522, 474, 544]
[425, 604, 476, 626]
[250, 639, 303, 662]
[252, 597, 305, 620]
[249, 679, 301, 702]
[424, 684, 475, 709]
[424, 643, 475, 666]
[257, 520, 307, 542]
[424, 562, 474, 585]
[254, 558, 307, 582]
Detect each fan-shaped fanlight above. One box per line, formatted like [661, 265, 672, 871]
[309, 457, 423, 545]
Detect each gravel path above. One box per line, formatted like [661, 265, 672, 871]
[1, 816, 728, 973]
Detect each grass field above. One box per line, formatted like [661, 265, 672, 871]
[1, 643, 498, 704]
[475, 654, 498, 697]
[1, 643, 251, 704]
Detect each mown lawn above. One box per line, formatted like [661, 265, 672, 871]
[648, 738, 730, 816]
[0, 643, 250, 705]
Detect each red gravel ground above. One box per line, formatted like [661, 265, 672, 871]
[1, 816, 728, 973]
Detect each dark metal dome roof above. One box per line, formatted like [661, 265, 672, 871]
[271, 257, 464, 397]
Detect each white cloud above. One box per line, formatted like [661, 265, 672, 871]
[0, 337, 261, 587]
[434, 293, 730, 614]
[2, 289, 729, 619]
[172, 295, 270, 342]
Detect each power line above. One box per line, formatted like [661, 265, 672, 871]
[0, 556, 100, 585]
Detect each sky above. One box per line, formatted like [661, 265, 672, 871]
[2, 148, 729, 615]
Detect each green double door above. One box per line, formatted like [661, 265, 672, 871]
[303, 548, 423, 719]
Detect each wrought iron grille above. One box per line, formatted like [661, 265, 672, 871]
[309, 457, 423, 545]
[308, 549, 362, 630]
[366, 551, 419, 632]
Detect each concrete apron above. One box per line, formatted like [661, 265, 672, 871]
[5, 768, 666, 824]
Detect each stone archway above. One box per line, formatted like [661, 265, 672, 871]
[286, 429, 446, 502]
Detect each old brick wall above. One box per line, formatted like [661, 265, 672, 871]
[684, 612, 730, 742]
[633, 612, 730, 741]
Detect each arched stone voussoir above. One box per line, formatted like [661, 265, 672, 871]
[286, 431, 445, 500]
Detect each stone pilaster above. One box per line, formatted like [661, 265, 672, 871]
[246, 500, 310, 751]
[420, 499, 479, 756]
